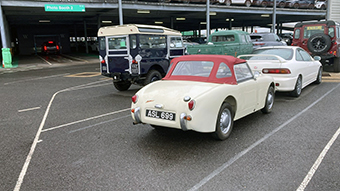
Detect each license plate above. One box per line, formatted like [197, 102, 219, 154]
[146, 109, 176, 121]
[101, 64, 107, 72]
[131, 63, 138, 74]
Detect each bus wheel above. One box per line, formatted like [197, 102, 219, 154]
[113, 80, 131, 91]
[144, 70, 162, 85]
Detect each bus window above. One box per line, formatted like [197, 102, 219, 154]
[170, 37, 183, 48]
[130, 35, 137, 49]
[139, 35, 166, 49]
[99, 37, 105, 51]
[108, 37, 127, 50]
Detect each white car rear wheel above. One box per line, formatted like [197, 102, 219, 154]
[213, 103, 234, 141]
[261, 86, 275, 114]
[290, 76, 302, 97]
[314, 67, 322, 84]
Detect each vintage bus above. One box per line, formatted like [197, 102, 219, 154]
[97, 24, 185, 91]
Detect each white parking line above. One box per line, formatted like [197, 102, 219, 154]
[188, 83, 340, 191]
[42, 108, 130, 133]
[68, 114, 130, 134]
[18, 107, 41, 113]
[296, 126, 340, 191]
[37, 55, 53, 65]
[14, 80, 111, 191]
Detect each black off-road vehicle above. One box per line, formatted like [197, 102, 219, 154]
[292, 20, 340, 72]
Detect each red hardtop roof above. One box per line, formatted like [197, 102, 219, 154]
[163, 55, 247, 84]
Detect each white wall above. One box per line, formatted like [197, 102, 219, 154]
[327, 0, 340, 22]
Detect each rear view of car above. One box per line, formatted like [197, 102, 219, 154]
[250, 33, 287, 49]
[41, 41, 60, 54]
[292, 20, 340, 72]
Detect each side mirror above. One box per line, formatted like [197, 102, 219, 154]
[313, 56, 321, 61]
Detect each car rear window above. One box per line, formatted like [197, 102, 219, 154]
[253, 48, 293, 60]
[171, 61, 213, 77]
[211, 35, 235, 42]
[303, 26, 325, 39]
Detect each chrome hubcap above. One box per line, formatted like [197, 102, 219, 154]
[296, 77, 302, 94]
[220, 109, 231, 134]
[267, 91, 274, 109]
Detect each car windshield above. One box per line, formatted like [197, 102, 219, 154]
[253, 48, 293, 60]
[171, 61, 214, 77]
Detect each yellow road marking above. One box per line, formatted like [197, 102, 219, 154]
[65, 72, 101, 78]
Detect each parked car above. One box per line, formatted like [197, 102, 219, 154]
[98, 24, 184, 91]
[131, 54, 275, 140]
[278, 33, 293, 45]
[314, 0, 327, 10]
[238, 46, 322, 97]
[183, 39, 199, 48]
[253, 0, 287, 8]
[163, 0, 217, 3]
[291, 20, 340, 72]
[186, 30, 253, 57]
[286, 0, 315, 9]
[41, 41, 60, 54]
[217, 0, 253, 7]
[250, 33, 287, 49]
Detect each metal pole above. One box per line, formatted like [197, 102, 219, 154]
[326, 0, 331, 20]
[0, 5, 8, 48]
[272, 0, 277, 33]
[118, 0, 123, 25]
[206, 0, 210, 41]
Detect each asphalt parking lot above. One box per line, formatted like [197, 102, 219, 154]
[1, 54, 340, 191]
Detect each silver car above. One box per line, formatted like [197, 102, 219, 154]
[250, 33, 287, 49]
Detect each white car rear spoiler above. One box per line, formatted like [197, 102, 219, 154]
[237, 54, 286, 63]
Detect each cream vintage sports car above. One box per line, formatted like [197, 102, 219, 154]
[238, 46, 322, 97]
[131, 55, 275, 140]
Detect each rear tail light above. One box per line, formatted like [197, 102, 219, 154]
[132, 95, 138, 104]
[183, 115, 192, 121]
[188, 100, 195, 110]
[56, 45, 59, 50]
[43, 46, 47, 51]
[262, 68, 291, 74]
[101, 60, 105, 64]
[329, 50, 337, 56]
[132, 60, 138, 64]
[254, 43, 265, 46]
[48, 41, 54, 44]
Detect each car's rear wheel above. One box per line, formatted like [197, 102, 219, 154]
[261, 1, 268, 7]
[278, 1, 285, 8]
[113, 80, 132, 91]
[307, 33, 332, 54]
[290, 76, 302, 97]
[144, 70, 162, 85]
[293, 3, 299, 9]
[314, 67, 323, 84]
[245, 0, 251, 7]
[261, 86, 275, 114]
[213, 103, 234, 141]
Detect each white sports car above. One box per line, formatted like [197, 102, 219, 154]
[131, 55, 275, 140]
[239, 46, 322, 97]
